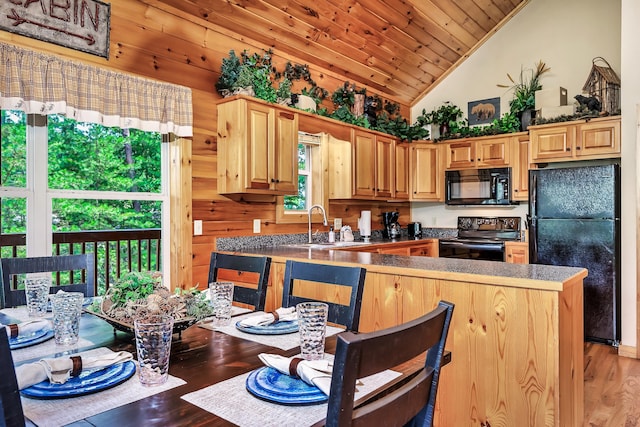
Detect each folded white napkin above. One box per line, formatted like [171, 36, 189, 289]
[258, 353, 333, 395]
[3, 319, 51, 339]
[15, 348, 134, 390]
[239, 307, 297, 327]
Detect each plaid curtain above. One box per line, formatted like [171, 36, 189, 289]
[0, 43, 193, 137]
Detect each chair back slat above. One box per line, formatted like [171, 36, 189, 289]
[326, 301, 454, 427]
[1, 254, 95, 308]
[0, 330, 25, 427]
[208, 252, 271, 312]
[282, 260, 366, 331]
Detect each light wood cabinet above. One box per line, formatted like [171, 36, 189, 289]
[510, 135, 530, 202]
[217, 97, 298, 197]
[446, 135, 510, 170]
[410, 142, 444, 201]
[352, 130, 395, 199]
[263, 256, 584, 427]
[394, 143, 410, 200]
[505, 241, 529, 264]
[529, 116, 620, 163]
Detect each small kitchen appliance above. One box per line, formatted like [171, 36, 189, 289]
[408, 222, 422, 238]
[381, 211, 400, 239]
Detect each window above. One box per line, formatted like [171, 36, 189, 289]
[284, 142, 311, 211]
[276, 132, 326, 224]
[0, 110, 168, 291]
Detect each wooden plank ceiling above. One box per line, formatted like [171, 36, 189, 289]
[154, 0, 529, 105]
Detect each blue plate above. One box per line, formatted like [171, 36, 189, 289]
[9, 328, 54, 350]
[246, 366, 327, 405]
[21, 360, 136, 399]
[235, 319, 298, 335]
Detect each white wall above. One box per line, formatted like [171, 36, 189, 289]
[620, 0, 639, 351]
[411, 0, 638, 349]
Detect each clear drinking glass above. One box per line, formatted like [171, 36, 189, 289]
[50, 291, 84, 345]
[25, 276, 51, 317]
[208, 282, 234, 326]
[134, 315, 174, 386]
[296, 302, 328, 360]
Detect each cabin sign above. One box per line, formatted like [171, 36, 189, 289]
[0, 0, 111, 58]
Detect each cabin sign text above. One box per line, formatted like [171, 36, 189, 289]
[0, 0, 111, 58]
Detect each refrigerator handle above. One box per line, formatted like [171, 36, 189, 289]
[529, 218, 537, 263]
[530, 172, 537, 216]
[528, 172, 538, 263]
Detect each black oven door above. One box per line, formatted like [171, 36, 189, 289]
[438, 239, 505, 261]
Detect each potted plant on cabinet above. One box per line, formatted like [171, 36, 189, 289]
[498, 60, 550, 130]
[215, 49, 277, 103]
[426, 102, 463, 137]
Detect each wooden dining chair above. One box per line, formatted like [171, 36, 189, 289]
[281, 260, 366, 331]
[0, 329, 25, 427]
[208, 252, 272, 312]
[326, 300, 454, 427]
[1, 254, 96, 308]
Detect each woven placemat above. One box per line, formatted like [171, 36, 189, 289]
[198, 311, 345, 350]
[21, 347, 186, 427]
[181, 354, 401, 427]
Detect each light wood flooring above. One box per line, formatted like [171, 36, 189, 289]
[585, 342, 640, 426]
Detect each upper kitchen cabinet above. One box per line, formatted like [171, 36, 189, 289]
[510, 134, 530, 202]
[529, 116, 620, 163]
[217, 97, 298, 198]
[446, 135, 511, 170]
[352, 129, 395, 199]
[410, 142, 445, 202]
[394, 143, 410, 200]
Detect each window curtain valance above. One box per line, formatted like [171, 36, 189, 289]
[0, 43, 193, 137]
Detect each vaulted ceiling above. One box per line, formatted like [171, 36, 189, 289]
[154, 0, 529, 105]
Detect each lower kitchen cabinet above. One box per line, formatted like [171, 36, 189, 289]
[505, 241, 529, 264]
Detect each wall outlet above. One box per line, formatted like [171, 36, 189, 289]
[194, 220, 203, 236]
[253, 219, 261, 233]
[334, 218, 342, 229]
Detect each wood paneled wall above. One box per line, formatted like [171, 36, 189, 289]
[0, 0, 411, 288]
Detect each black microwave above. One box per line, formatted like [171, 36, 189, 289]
[445, 167, 513, 205]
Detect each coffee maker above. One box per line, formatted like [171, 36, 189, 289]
[381, 211, 400, 239]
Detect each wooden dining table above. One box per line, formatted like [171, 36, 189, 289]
[3, 309, 438, 427]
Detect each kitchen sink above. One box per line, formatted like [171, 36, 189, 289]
[285, 241, 372, 250]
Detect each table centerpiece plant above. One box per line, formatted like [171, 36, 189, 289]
[90, 271, 213, 329]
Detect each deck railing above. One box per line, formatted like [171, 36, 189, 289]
[0, 229, 161, 295]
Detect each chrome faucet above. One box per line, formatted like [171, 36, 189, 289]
[308, 204, 328, 243]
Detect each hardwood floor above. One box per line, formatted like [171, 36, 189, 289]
[585, 342, 640, 426]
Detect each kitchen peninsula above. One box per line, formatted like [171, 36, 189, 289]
[231, 245, 586, 427]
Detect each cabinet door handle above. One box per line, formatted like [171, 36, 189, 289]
[576, 146, 581, 150]
[566, 147, 571, 152]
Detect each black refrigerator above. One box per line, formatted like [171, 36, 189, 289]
[529, 163, 621, 345]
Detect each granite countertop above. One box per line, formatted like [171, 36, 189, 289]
[230, 244, 587, 292]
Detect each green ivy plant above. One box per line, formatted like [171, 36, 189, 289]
[433, 112, 521, 142]
[301, 85, 329, 106]
[331, 81, 367, 108]
[325, 104, 371, 128]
